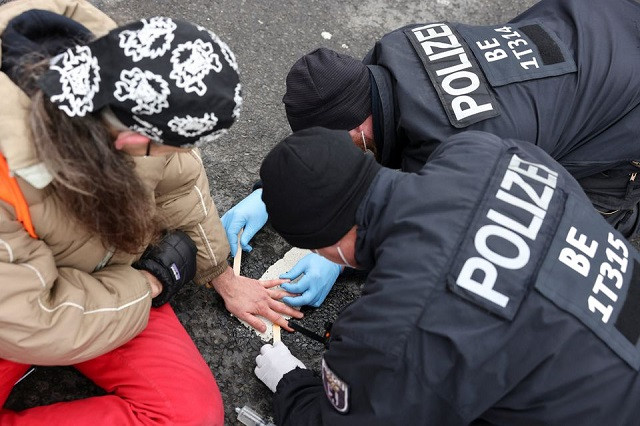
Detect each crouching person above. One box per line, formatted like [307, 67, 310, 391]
[255, 127, 640, 425]
[0, 1, 299, 424]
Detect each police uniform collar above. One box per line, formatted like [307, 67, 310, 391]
[354, 167, 400, 270]
[367, 65, 403, 169]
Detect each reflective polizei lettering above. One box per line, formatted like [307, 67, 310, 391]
[456, 154, 559, 308]
[410, 23, 494, 121]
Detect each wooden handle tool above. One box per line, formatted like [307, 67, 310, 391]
[233, 230, 243, 275]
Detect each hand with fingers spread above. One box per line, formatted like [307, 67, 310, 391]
[255, 341, 306, 392]
[221, 189, 268, 257]
[280, 253, 342, 307]
[208, 265, 303, 333]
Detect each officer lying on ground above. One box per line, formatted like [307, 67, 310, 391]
[254, 127, 640, 425]
[224, 0, 640, 308]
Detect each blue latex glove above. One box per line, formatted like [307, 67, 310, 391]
[280, 253, 341, 307]
[221, 189, 268, 257]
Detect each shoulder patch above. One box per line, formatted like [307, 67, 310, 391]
[455, 20, 576, 87]
[404, 22, 500, 128]
[322, 358, 349, 413]
[535, 194, 640, 370]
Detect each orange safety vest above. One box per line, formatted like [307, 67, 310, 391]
[0, 152, 37, 238]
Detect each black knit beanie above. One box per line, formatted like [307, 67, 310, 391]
[260, 127, 381, 249]
[1, 10, 94, 92]
[283, 48, 371, 132]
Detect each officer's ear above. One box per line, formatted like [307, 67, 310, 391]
[349, 115, 375, 154]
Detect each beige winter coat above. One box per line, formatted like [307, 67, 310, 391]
[0, 0, 230, 365]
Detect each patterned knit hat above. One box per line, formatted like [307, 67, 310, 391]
[37, 17, 242, 147]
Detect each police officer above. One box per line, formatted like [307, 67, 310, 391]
[254, 127, 640, 425]
[224, 0, 640, 309]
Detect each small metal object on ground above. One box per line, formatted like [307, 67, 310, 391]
[14, 367, 36, 386]
[235, 405, 276, 426]
[289, 321, 332, 348]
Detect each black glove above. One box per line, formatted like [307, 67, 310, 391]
[133, 230, 198, 307]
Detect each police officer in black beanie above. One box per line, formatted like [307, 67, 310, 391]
[254, 126, 640, 425]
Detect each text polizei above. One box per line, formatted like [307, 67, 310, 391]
[455, 154, 558, 308]
[407, 22, 498, 126]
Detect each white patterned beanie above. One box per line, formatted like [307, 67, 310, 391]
[37, 17, 242, 147]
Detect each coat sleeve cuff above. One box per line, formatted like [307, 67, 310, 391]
[273, 368, 324, 426]
[195, 261, 228, 286]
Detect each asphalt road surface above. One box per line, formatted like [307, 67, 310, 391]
[4, 0, 541, 424]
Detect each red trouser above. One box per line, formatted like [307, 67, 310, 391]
[0, 304, 224, 425]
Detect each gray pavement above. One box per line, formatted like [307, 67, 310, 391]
[4, 0, 540, 424]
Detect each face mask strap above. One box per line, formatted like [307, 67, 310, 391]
[336, 245, 354, 269]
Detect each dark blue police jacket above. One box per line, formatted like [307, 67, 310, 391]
[364, 0, 640, 235]
[273, 131, 640, 425]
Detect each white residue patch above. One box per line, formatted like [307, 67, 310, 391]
[237, 247, 309, 341]
[321, 31, 332, 40]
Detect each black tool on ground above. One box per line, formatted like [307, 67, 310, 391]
[288, 321, 332, 349]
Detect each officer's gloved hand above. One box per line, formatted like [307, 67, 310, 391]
[255, 341, 306, 392]
[280, 253, 341, 307]
[133, 230, 197, 307]
[221, 189, 268, 256]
